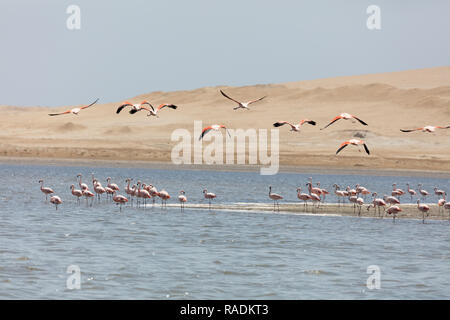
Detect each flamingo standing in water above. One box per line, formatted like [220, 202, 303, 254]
[137, 182, 151, 208]
[434, 187, 446, 200]
[273, 120, 316, 132]
[146, 184, 159, 207]
[70, 184, 83, 205]
[418, 184, 429, 202]
[333, 184, 346, 207]
[356, 197, 364, 216]
[220, 90, 266, 110]
[48, 98, 99, 116]
[417, 200, 430, 223]
[316, 182, 329, 203]
[203, 189, 217, 210]
[50, 196, 62, 210]
[268, 186, 283, 212]
[296, 187, 311, 210]
[406, 183, 417, 202]
[93, 180, 106, 202]
[77, 174, 89, 191]
[178, 191, 187, 211]
[82, 189, 95, 207]
[367, 192, 386, 217]
[392, 184, 405, 201]
[158, 189, 170, 208]
[386, 206, 402, 222]
[438, 198, 446, 215]
[125, 178, 134, 203]
[106, 177, 120, 192]
[38, 179, 54, 202]
[306, 183, 321, 211]
[112, 191, 128, 211]
[321, 113, 368, 130]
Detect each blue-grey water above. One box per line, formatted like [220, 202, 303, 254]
[0, 163, 449, 299]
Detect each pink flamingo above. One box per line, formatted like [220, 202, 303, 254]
[406, 183, 417, 202]
[336, 139, 370, 155]
[143, 103, 178, 118]
[38, 179, 54, 202]
[296, 187, 311, 210]
[438, 198, 446, 215]
[349, 195, 358, 213]
[383, 195, 400, 206]
[48, 98, 98, 116]
[434, 187, 446, 199]
[82, 189, 94, 206]
[113, 191, 128, 211]
[77, 174, 89, 191]
[146, 184, 159, 207]
[444, 202, 450, 220]
[220, 89, 266, 110]
[392, 183, 405, 201]
[105, 186, 115, 201]
[306, 183, 321, 211]
[367, 192, 386, 217]
[199, 124, 231, 140]
[400, 125, 450, 133]
[70, 184, 83, 205]
[418, 184, 429, 202]
[158, 189, 170, 208]
[333, 184, 346, 206]
[321, 113, 368, 130]
[93, 179, 106, 202]
[417, 199, 430, 223]
[178, 191, 187, 211]
[125, 178, 134, 200]
[116, 100, 153, 114]
[106, 177, 119, 191]
[137, 182, 151, 208]
[273, 119, 316, 132]
[386, 206, 402, 222]
[203, 189, 217, 210]
[356, 197, 364, 216]
[316, 182, 329, 202]
[50, 195, 62, 210]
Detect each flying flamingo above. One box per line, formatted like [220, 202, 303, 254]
[406, 183, 417, 202]
[38, 179, 54, 202]
[116, 100, 153, 114]
[220, 90, 266, 110]
[296, 187, 311, 210]
[268, 186, 283, 212]
[178, 191, 187, 211]
[50, 196, 62, 210]
[70, 184, 83, 205]
[386, 205, 402, 222]
[321, 113, 368, 130]
[203, 189, 216, 210]
[417, 199, 430, 223]
[199, 124, 231, 140]
[336, 139, 370, 155]
[418, 184, 429, 202]
[112, 191, 128, 212]
[77, 174, 89, 191]
[141, 103, 178, 118]
[400, 125, 450, 133]
[273, 120, 316, 132]
[48, 98, 99, 116]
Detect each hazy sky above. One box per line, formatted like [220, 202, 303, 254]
[0, 0, 449, 106]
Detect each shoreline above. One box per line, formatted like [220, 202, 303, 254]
[1, 155, 450, 178]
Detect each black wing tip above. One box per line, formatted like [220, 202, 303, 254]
[364, 144, 370, 155]
[273, 122, 282, 127]
[309, 120, 316, 126]
[129, 109, 137, 114]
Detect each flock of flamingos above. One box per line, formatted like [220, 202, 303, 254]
[41, 89, 450, 222]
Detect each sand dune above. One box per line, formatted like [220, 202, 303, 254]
[1, 66, 450, 172]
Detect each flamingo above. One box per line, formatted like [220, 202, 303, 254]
[105, 186, 115, 201]
[70, 184, 83, 205]
[321, 113, 368, 130]
[307, 178, 322, 198]
[106, 177, 120, 191]
[444, 202, 450, 220]
[178, 191, 187, 211]
[146, 184, 159, 207]
[137, 182, 151, 208]
[356, 184, 371, 200]
[296, 187, 311, 210]
[48, 98, 99, 116]
[76, 174, 89, 191]
[434, 187, 446, 199]
[273, 120, 316, 132]
[82, 189, 95, 206]
[348, 195, 358, 213]
[438, 198, 446, 215]
[158, 189, 170, 208]
[142, 103, 178, 118]
[306, 182, 321, 210]
[268, 186, 283, 212]
[220, 90, 266, 110]
[93, 180, 106, 202]
[417, 199, 430, 223]
[386, 205, 402, 222]
[112, 191, 128, 211]
[383, 195, 400, 206]
[392, 183, 405, 201]
[125, 178, 134, 202]
[418, 184, 429, 202]
[316, 182, 329, 202]
[50, 196, 62, 210]
[38, 179, 54, 202]
[356, 197, 364, 216]
[336, 139, 370, 155]
[199, 124, 231, 140]
[333, 184, 346, 206]
[367, 192, 386, 217]
[116, 100, 153, 114]
[400, 125, 450, 133]
[406, 183, 417, 202]
[203, 189, 217, 210]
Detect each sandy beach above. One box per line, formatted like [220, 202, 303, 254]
[1, 66, 450, 172]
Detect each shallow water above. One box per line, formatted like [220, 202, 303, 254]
[0, 163, 449, 299]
